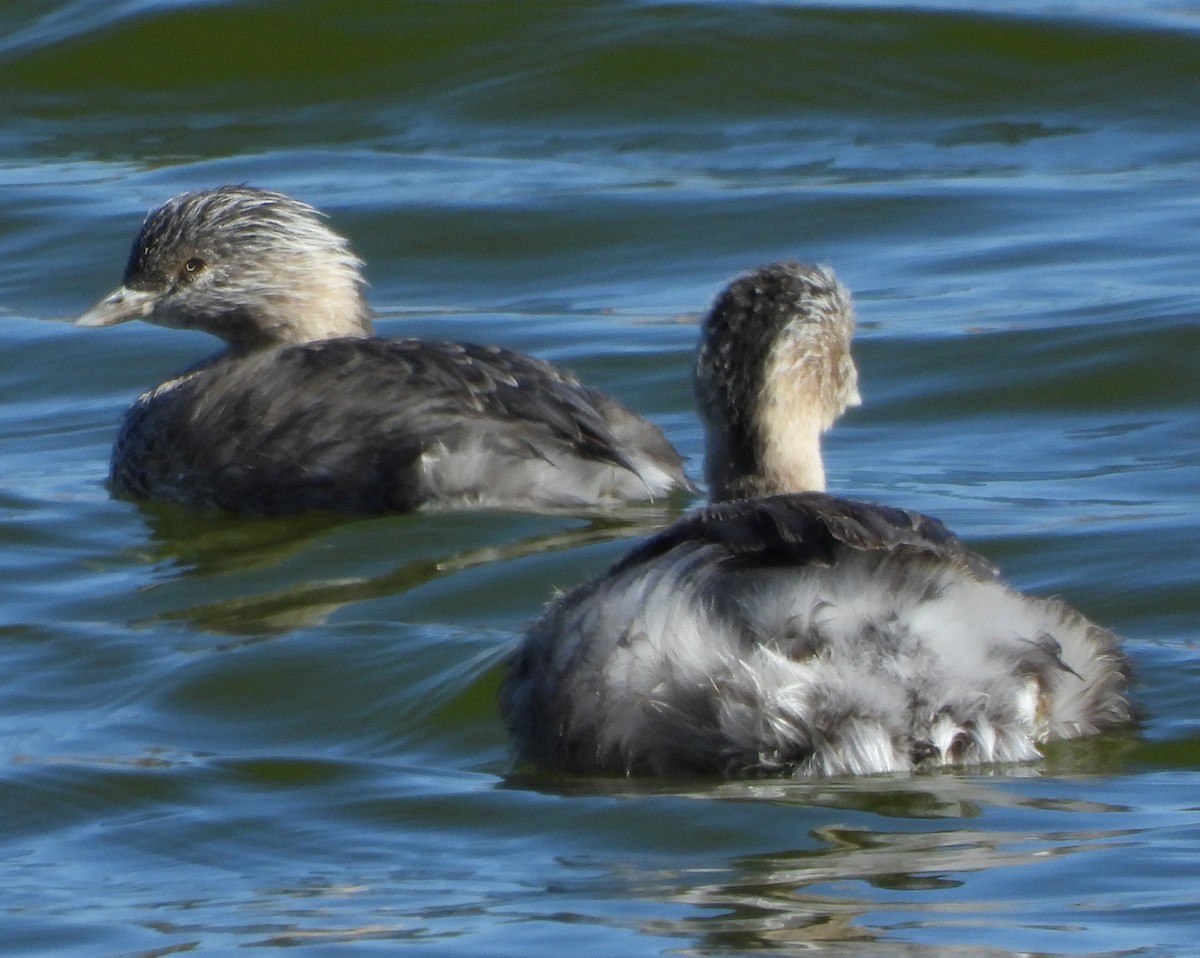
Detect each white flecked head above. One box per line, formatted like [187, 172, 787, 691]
[77, 186, 373, 353]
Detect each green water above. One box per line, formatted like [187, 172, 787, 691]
[2, 1, 1199, 954]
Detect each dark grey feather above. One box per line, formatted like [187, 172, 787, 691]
[111, 336, 689, 515]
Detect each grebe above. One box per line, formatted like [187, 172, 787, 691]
[76, 186, 694, 515]
[503, 262, 1132, 778]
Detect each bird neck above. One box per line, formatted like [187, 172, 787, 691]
[277, 258, 373, 342]
[220, 259, 374, 353]
[701, 325, 838, 503]
[704, 407, 826, 503]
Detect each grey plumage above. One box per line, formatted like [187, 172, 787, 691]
[502, 262, 1133, 778]
[77, 186, 694, 515]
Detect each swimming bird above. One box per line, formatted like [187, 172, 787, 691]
[502, 262, 1132, 778]
[75, 186, 694, 515]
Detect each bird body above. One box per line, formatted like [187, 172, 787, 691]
[503, 263, 1133, 778]
[110, 336, 688, 515]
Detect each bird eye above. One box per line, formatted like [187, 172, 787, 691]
[181, 257, 206, 280]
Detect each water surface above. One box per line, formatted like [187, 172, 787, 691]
[1, 1, 1199, 954]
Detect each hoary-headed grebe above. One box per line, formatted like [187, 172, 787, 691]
[76, 186, 694, 515]
[503, 262, 1132, 778]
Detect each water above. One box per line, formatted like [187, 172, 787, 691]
[2, 1, 1199, 954]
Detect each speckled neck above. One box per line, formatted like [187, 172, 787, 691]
[694, 263, 860, 503]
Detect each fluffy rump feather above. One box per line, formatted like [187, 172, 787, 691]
[502, 494, 1132, 778]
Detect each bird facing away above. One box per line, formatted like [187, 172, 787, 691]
[75, 186, 695, 516]
[502, 262, 1133, 779]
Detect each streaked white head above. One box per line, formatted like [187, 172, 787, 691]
[76, 186, 373, 353]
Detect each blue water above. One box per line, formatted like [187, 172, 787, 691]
[2, 1, 1199, 954]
